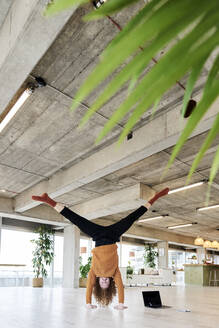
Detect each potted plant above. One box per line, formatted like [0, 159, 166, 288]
[144, 244, 158, 269]
[31, 225, 54, 287]
[126, 261, 134, 280]
[79, 256, 92, 288]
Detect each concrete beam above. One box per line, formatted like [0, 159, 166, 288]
[0, 197, 69, 226]
[0, 197, 13, 212]
[71, 183, 154, 219]
[15, 95, 219, 212]
[23, 205, 69, 225]
[0, 0, 77, 115]
[0, 210, 68, 227]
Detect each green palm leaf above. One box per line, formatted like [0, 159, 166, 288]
[84, 0, 140, 21]
[209, 145, 219, 185]
[181, 55, 209, 118]
[118, 56, 218, 146]
[44, 0, 87, 16]
[72, 0, 213, 111]
[151, 97, 161, 120]
[79, 5, 203, 129]
[187, 114, 219, 183]
[185, 56, 219, 181]
[203, 54, 219, 96]
[102, 0, 163, 55]
[167, 78, 219, 171]
[98, 15, 219, 143]
[206, 145, 219, 203]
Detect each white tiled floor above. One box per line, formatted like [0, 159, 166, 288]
[0, 285, 218, 328]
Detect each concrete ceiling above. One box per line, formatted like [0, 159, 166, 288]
[0, 1, 219, 246]
[0, 0, 13, 29]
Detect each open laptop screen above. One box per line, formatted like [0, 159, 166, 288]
[142, 291, 162, 308]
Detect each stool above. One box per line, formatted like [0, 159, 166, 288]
[209, 270, 219, 286]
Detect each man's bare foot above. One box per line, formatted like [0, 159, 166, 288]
[32, 193, 57, 207]
[149, 188, 169, 205]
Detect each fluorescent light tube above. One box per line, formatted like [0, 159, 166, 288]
[197, 204, 219, 211]
[139, 216, 164, 223]
[168, 223, 193, 229]
[0, 87, 33, 134]
[168, 181, 205, 194]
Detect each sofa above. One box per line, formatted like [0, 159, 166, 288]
[119, 267, 175, 286]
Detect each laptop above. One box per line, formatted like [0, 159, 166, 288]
[142, 291, 170, 308]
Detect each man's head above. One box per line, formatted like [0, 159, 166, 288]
[93, 277, 116, 306]
[99, 277, 110, 289]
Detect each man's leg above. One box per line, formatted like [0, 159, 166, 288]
[106, 206, 148, 238]
[32, 193, 104, 239]
[106, 188, 169, 238]
[58, 206, 105, 239]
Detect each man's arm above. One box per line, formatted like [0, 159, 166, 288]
[113, 268, 127, 310]
[86, 268, 97, 308]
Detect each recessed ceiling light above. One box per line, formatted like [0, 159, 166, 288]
[197, 204, 219, 211]
[139, 215, 168, 223]
[168, 181, 206, 194]
[167, 222, 197, 230]
[0, 77, 46, 134]
[0, 86, 34, 134]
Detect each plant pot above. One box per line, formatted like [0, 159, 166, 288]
[32, 278, 43, 287]
[79, 277, 87, 288]
[127, 268, 133, 275]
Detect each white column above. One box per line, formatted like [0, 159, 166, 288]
[87, 239, 92, 257]
[50, 234, 55, 287]
[63, 225, 80, 288]
[0, 217, 2, 256]
[157, 241, 169, 269]
[196, 248, 205, 264]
